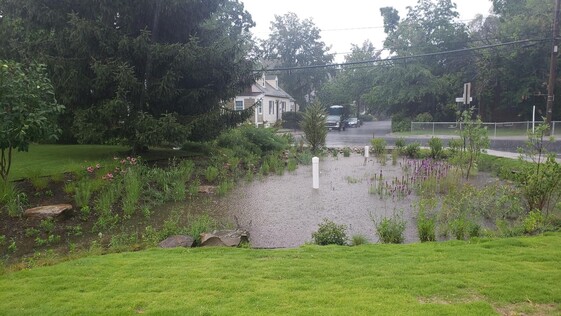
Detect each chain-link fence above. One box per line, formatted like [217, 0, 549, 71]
[411, 121, 561, 138]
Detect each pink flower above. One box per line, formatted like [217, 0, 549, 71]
[102, 173, 114, 180]
[130, 158, 137, 165]
[120, 159, 126, 164]
[95, 163, 101, 169]
[86, 166, 94, 173]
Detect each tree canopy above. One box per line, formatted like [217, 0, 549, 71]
[261, 12, 334, 108]
[0, 0, 259, 147]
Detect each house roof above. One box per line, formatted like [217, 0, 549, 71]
[237, 78, 295, 101]
[255, 81, 294, 100]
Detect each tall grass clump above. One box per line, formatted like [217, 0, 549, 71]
[27, 169, 49, 190]
[74, 180, 93, 209]
[188, 214, 216, 246]
[0, 181, 26, 217]
[312, 219, 348, 245]
[204, 166, 220, 183]
[122, 167, 143, 216]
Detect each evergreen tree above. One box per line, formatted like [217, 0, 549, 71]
[0, 0, 258, 148]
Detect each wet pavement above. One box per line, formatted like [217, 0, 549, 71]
[213, 154, 418, 248]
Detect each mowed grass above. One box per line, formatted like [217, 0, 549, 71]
[1, 234, 560, 315]
[9, 144, 190, 180]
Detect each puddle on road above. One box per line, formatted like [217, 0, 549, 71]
[205, 154, 419, 248]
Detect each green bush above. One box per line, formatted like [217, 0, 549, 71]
[428, 137, 443, 159]
[391, 115, 411, 133]
[301, 102, 327, 153]
[403, 143, 420, 158]
[417, 211, 436, 242]
[312, 219, 348, 245]
[394, 137, 406, 151]
[375, 215, 406, 244]
[359, 114, 374, 122]
[523, 210, 545, 234]
[414, 112, 433, 122]
[282, 111, 304, 130]
[351, 235, 368, 246]
[370, 138, 386, 155]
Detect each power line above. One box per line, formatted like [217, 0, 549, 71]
[256, 38, 549, 73]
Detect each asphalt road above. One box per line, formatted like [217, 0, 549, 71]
[326, 121, 561, 154]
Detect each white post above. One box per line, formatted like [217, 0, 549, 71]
[364, 146, 370, 158]
[532, 105, 536, 133]
[312, 157, 319, 189]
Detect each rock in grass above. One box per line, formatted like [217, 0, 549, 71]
[159, 235, 195, 248]
[200, 230, 249, 247]
[24, 204, 73, 219]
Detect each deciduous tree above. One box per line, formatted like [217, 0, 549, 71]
[0, 60, 64, 181]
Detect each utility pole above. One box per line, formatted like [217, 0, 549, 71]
[546, 0, 561, 133]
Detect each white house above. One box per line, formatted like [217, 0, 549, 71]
[230, 74, 297, 127]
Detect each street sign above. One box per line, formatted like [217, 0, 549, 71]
[464, 82, 471, 105]
[455, 97, 472, 103]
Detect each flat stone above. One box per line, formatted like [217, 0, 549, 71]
[198, 185, 217, 194]
[158, 235, 194, 248]
[24, 204, 73, 219]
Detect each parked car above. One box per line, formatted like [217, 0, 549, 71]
[346, 117, 361, 128]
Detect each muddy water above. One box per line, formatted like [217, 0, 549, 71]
[207, 154, 420, 248]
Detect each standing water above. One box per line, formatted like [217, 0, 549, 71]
[206, 154, 419, 248]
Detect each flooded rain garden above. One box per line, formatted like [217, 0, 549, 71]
[1, 126, 560, 268]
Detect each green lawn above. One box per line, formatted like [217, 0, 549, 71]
[9, 144, 191, 180]
[1, 234, 560, 315]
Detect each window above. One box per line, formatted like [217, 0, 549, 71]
[281, 102, 286, 112]
[269, 101, 274, 114]
[235, 100, 244, 111]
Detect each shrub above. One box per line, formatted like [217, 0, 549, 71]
[301, 102, 327, 153]
[391, 115, 411, 133]
[447, 138, 463, 155]
[375, 215, 406, 244]
[523, 210, 545, 234]
[394, 137, 406, 152]
[403, 142, 420, 158]
[351, 234, 368, 246]
[282, 111, 304, 130]
[428, 137, 443, 159]
[342, 147, 351, 157]
[312, 219, 348, 245]
[414, 112, 433, 122]
[371, 138, 386, 156]
[417, 211, 436, 242]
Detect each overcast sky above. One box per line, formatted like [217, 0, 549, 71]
[242, 0, 494, 62]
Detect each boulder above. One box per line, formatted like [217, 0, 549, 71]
[24, 204, 73, 219]
[158, 235, 194, 248]
[200, 229, 249, 247]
